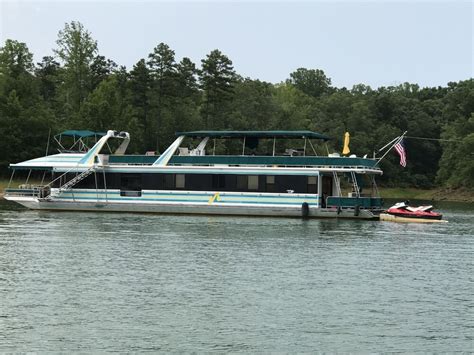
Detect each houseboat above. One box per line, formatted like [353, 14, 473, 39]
[4, 130, 384, 219]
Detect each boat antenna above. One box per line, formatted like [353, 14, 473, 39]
[45, 128, 51, 156]
[373, 131, 407, 167]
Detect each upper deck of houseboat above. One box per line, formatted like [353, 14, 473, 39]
[9, 130, 383, 175]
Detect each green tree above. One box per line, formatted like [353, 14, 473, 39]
[199, 49, 237, 128]
[0, 27, 473, 193]
[80, 74, 136, 138]
[287, 68, 332, 98]
[0, 39, 37, 105]
[0, 40, 54, 171]
[35, 56, 61, 103]
[229, 79, 277, 130]
[147, 42, 177, 151]
[177, 57, 198, 97]
[174, 57, 201, 132]
[54, 21, 98, 117]
[129, 59, 152, 151]
[0, 39, 34, 77]
[437, 80, 474, 188]
[91, 55, 117, 90]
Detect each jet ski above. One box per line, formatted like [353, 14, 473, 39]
[380, 201, 446, 223]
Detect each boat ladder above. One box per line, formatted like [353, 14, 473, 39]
[332, 171, 342, 197]
[350, 171, 360, 197]
[51, 167, 95, 197]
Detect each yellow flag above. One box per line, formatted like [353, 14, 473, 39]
[342, 132, 350, 155]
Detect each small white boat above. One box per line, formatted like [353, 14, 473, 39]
[380, 201, 447, 223]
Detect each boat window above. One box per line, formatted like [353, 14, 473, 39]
[236, 175, 247, 190]
[266, 175, 276, 192]
[103, 173, 319, 194]
[164, 174, 175, 189]
[307, 175, 317, 193]
[248, 175, 259, 190]
[121, 174, 141, 191]
[176, 174, 185, 189]
[212, 175, 226, 189]
[120, 190, 142, 197]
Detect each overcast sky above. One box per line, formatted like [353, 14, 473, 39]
[1, 0, 472, 88]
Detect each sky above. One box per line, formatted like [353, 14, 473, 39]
[0, 0, 472, 88]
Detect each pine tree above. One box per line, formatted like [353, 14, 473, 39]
[199, 49, 237, 129]
[147, 43, 177, 151]
[54, 21, 98, 119]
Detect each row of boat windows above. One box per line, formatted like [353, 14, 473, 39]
[55, 173, 320, 194]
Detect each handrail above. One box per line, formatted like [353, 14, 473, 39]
[31, 164, 96, 199]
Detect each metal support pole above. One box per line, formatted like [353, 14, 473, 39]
[374, 132, 407, 167]
[308, 139, 318, 156]
[7, 170, 15, 188]
[272, 137, 276, 156]
[45, 128, 51, 156]
[242, 137, 246, 156]
[377, 131, 407, 154]
[103, 169, 108, 203]
[377, 135, 400, 153]
[303, 138, 307, 156]
[26, 169, 32, 185]
[94, 171, 99, 202]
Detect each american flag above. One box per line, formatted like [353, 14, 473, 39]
[394, 138, 407, 167]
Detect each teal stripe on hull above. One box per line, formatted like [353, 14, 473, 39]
[64, 190, 318, 200]
[54, 196, 319, 206]
[54, 190, 319, 206]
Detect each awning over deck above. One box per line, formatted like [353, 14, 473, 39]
[175, 130, 331, 141]
[55, 130, 106, 139]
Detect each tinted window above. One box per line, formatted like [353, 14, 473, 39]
[236, 175, 247, 190]
[121, 174, 141, 191]
[164, 174, 175, 189]
[307, 175, 318, 193]
[176, 174, 185, 189]
[248, 175, 259, 190]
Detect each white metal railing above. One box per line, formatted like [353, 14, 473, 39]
[51, 166, 95, 196]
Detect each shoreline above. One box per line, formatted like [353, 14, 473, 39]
[378, 187, 474, 203]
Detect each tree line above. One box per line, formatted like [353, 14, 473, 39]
[0, 21, 472, 188]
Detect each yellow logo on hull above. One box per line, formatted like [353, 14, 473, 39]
[208, 192, 221, 204]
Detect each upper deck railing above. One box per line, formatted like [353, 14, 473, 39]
[108, 155, 381, 170]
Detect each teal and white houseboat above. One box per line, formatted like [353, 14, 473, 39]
[4, 130, 384, 219]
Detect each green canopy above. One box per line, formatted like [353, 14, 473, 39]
[55, 130, 106, 139]
[175, 130, 331, 141]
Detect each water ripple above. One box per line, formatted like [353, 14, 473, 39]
[0, 199, 473, 352]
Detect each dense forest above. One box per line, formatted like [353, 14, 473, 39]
[0, 21, 472, 188]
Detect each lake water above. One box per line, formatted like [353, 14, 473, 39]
[0, 199, 472, 352]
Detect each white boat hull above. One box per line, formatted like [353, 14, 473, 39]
[380, 213, 447, 223]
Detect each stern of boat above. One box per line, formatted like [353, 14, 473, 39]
[4, 186, 51, 209]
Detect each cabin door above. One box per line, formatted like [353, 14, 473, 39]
[321, 175, 333, 208]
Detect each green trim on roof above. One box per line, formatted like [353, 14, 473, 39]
[175, 130, 331, 140]
[55, 130, 106, 138]
[108, 155, 379, 168]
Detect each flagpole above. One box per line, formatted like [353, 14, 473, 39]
[377, 135, 401, 154]
[373, 131, 407, 167]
